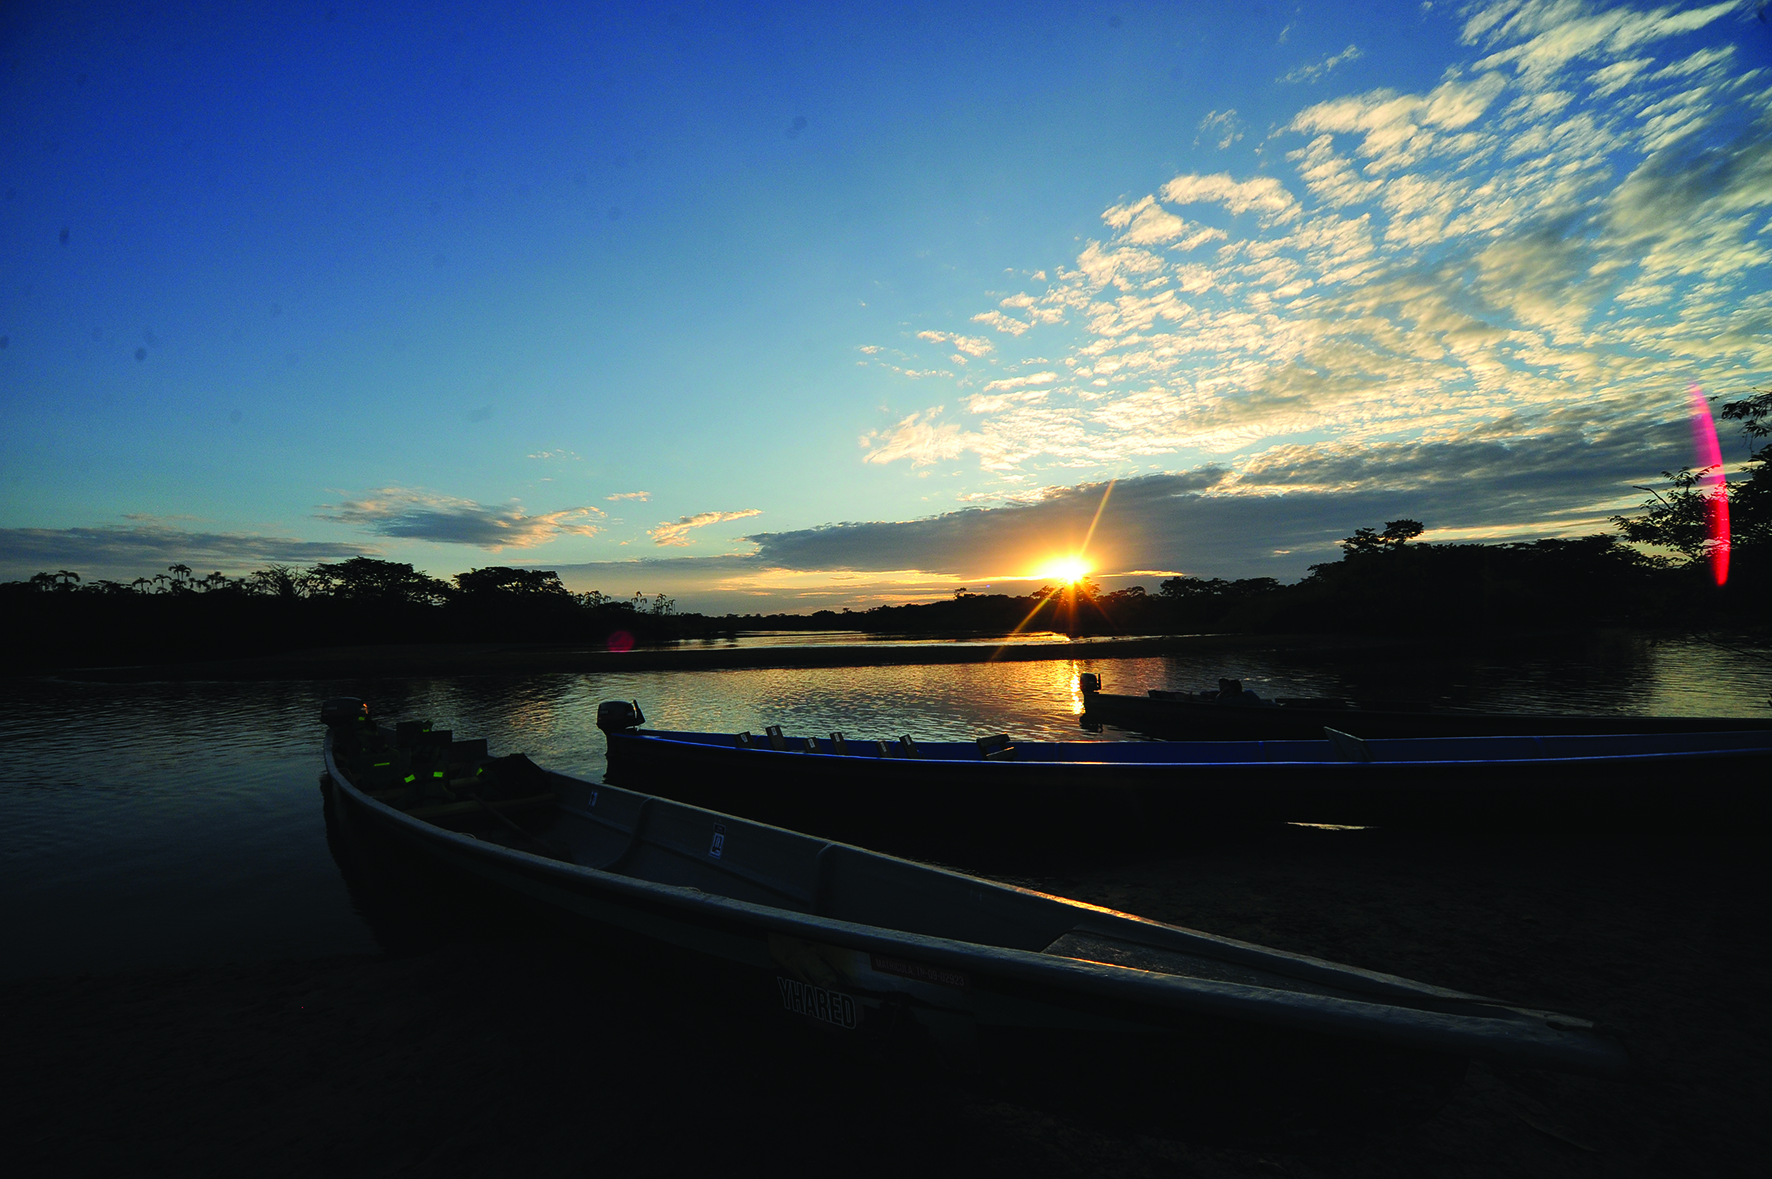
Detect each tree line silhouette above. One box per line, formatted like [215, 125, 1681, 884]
[0, 560, 688, 672]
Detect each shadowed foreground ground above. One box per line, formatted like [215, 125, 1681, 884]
[7, 825, 1767, 1177]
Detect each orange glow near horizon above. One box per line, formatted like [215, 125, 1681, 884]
[1034, 556, 1092, 585]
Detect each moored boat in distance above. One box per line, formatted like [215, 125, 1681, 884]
[1078, 672, 1772, 741]
[597, 704, 1772, 855]
[321, 696, 1623, 1132]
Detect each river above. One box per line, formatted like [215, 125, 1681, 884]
[4, 630, 1766, 979]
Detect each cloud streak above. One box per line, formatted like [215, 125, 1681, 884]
[1194, 109, 1246, 150]
[915, 330, 995, 358]
[647, 508, 763, 547]
[317, 488, 604, 549]
[1279, 43, 1364, 84]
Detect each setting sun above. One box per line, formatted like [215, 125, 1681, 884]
[1036, 557, 1092, 584]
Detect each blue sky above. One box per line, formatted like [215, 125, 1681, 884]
[3, 1, 1769, 611]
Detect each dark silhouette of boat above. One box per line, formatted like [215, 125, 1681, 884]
[320, 696, 1623, 1123]
[597, 706, 1771, 853]
[1078, 673, 1772, 740]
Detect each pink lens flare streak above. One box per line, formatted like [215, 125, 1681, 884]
[1688, 383, 1731, 587]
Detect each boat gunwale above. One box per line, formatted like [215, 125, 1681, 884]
[619, 727, 1772, 771]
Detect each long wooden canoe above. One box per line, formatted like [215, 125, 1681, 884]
[600, 715, 1771, 855]
[320, 698, 1624, 1125]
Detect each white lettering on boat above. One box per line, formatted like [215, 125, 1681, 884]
[775, 976, 858, 1029]
[709, 823, 726, 859]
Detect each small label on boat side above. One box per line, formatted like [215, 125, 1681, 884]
[776, 976, 858, 1029]
[709, 823, 726, 859]
[870, 954, 970, 991]
[586, 791, 598, 809]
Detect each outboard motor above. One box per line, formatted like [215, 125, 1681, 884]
[320, 697, 368, 729]
[1078, 673, 1101, 694]
[596, 700, 645, 732]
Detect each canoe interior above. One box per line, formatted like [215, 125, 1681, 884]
[327, 732, 1576, 1022]
[489, 770, 1443, 1007]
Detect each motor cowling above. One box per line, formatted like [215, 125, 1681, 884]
[1078, 673, 1101, 694]
[596, 700, 645, 731]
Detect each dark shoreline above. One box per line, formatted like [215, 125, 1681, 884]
[34, 631, 1317, 683]
[27, 626, 1770, 688]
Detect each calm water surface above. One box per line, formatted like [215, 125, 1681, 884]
[4, 633, 1767, 979]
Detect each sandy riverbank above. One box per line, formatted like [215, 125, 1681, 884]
[7, 824, 1767, 1177]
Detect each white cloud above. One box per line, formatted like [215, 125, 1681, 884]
[1288, 71, 1509, 173]
[1464, 0, 1737, 85]
[862, 411, 992, 467]
[1160, 173, 1302, 223]
[1072, 240, 1169, 290]
[647, 508, 763, 547]
[860, 0, 1772, 545]
[1289, 135, 1385, 206]
[916, 329, 995, 356]
[965, 390, 1053, 414]
[1653, 43, 1732, 80]
[980, 372, 1060, 393]
[971, 309, 1033, 335]
[874, 360, 955, 379]
[1101, 195, 1228, 249]
[606, 491, 651, 501]
[1589, 55, 1653, 96]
